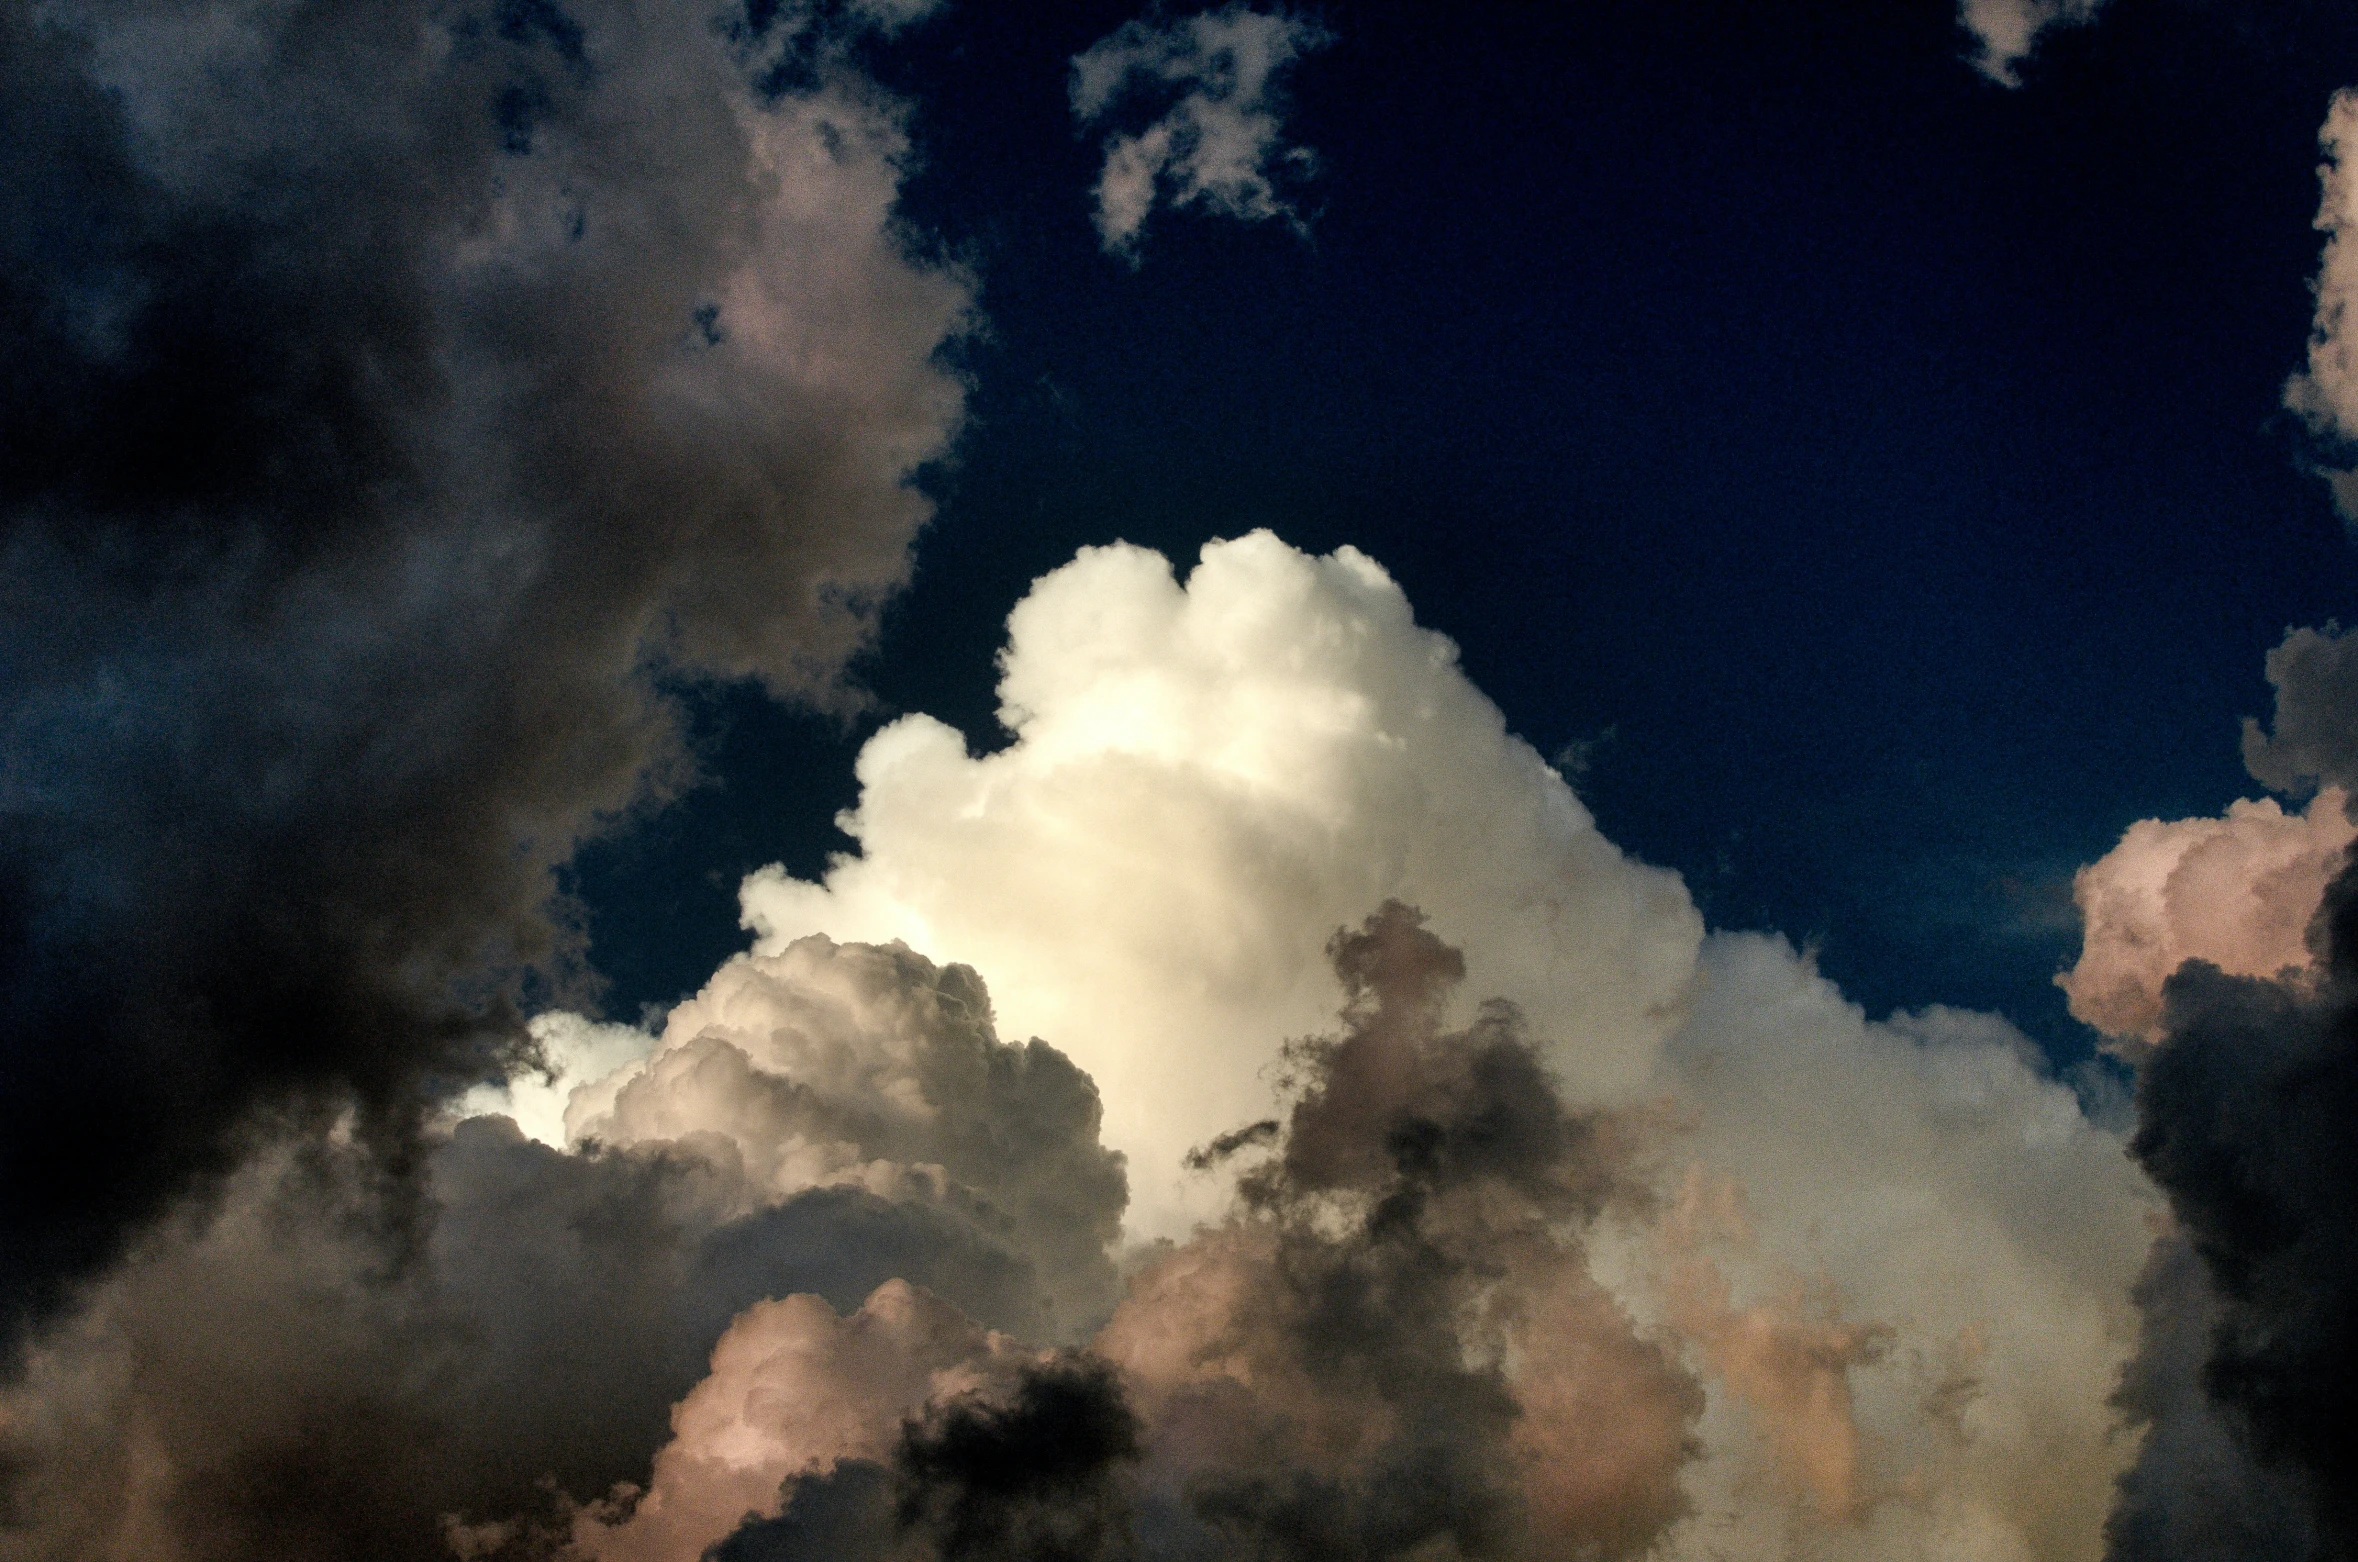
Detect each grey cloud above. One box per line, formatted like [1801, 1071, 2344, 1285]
[2105, 1231, 2318, 1562]
[705, 1460, 901, 1562]
[703, 1358, 1143, 1562]
[1957, 0, 2106, 84]
[894, 1355, 1143, 1562]
[2244, 623, 2358, 799]
[494, 905, 1701, 1562]
[0, 0, 971, 1332]
[576, 934, 1131, 1341]
[2285, 91, 2358, 530]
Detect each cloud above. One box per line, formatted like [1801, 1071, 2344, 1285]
[2050, 622, 2358, 1559]
[2114, 852, 2358, 1557]
[1656, 1175, 1893, 1527]
[0, 937, 1120, 1562]
[573, 896, 2148, 1562]
[729, 533, 2152, 1559]
[1958, 0, 2106, 86]
[0, 534, 2158, 1561]
[2285, 90, 2358, 529]
[2057, 790, 2355, 1049]
[740, 532, 1703, 1234]
[2061, 621, 2358, 1051]
[564, 1281, 1027, 1562]
[891, 1354, 1143, 1562]
[1069, 5, 1333, 262]
[1652, 937, 2154, 1562]
[2103, 1230, 2319, 1562]
[1094, 903, 1705, 1562]
[569, 933, 1131, 1339]
[570, 904, 1703, 1562]
[0, 0, 972, 1334]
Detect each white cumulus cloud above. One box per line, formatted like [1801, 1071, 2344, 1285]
[739, 532, 1704, 1233]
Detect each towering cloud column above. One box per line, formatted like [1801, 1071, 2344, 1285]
[739, 532, 1704, 1232]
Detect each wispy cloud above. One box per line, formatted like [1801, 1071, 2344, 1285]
[1958, 0, 2105, 85]
[2285, 91, 2358, 531]
[1069, 4, 1332, 263]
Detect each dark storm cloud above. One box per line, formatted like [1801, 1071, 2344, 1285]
[1096, 903, 1703, 1562]
[2104, 1231, 2317, 1562]
[2107, 851, 2358, 1559]
[0, 0, 971, 1332]
[894, 1356, 1142, 1562]
[712, 1361, 1143, 1562]
[705, 1461, 899, 1562]
[0, 937, 1128, 1562]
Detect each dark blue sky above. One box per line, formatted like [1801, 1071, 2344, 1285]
[573, 0, 2358, 1067]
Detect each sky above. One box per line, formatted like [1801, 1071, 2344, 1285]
[571, 0, 2358, 1062]
[4, 2, 2358, 1561]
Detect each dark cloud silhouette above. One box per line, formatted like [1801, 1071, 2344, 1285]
[1098, 902, 1703, 1562]
[1178, 1119, 1278, 1171]
[0, 0, 971, 1334]
[705, 1460, 900, 1562]
[2109, 850, 2358, 1558]
[2104, 1230, 2317, 1562]
[706, 1359, 1143, 1562]
[895, 1356, 1142, 1562]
